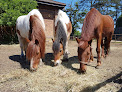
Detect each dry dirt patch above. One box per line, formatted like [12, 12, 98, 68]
[0, 41, 122, 92]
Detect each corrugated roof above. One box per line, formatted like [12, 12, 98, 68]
[37, 0, 66, 8]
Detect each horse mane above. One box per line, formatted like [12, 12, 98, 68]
[29, 15, 46, 58]
[81, 8, 101, 41]
[28, 9, 45, 30]
[53, 20, 67, 53]
[52, 41, 60, 54]
[26, 41, 38, 60]
[55, 10, 70, 27]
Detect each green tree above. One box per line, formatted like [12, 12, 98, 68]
[116, 15, 122, 28]
[65, 1, 86, 35]
[79, 0, 122, 22]
[0, 0, 37, 26]
[0, 0, 37, 44]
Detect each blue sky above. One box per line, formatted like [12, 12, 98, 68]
[54, 0, 77, 8]
[54, 0, 76, 5]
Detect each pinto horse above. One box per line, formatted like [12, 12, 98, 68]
[76, 8, 114, 73]
[52, 10, 72, 65]
[16, 9, 45, 71]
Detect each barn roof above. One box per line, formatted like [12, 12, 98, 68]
[37, 0, 66, 8]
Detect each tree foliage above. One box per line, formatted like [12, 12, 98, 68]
[79, 0, 122, 21]
[65, 1, 86, 35]
[0, 0, 37, 26]
[116, 15, 122, 28]
[0, 0, 37, 44]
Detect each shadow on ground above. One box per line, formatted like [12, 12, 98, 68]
[62, 56, 79, 73]
[44, 53, 54, 67]
[62, 56, 98, 73]
[80, 72, 122, 92]
[9, 55, 30, 69]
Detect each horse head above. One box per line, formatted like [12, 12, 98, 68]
[26, 38, 41, 71]
[76, 37, 90, 73]
[52, 38, 64, 66]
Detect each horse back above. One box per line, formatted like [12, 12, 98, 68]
[16, 15, 30, 39]
[102, 15, 114, 36]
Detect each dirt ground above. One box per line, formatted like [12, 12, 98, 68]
[0, 40, 122, 92]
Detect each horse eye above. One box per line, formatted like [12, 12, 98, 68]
[36, 52, 39, 55]
[60, 50, 62, 52]
[87, 53, 90, 55]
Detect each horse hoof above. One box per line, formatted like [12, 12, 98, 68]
[30, 68, 37, 72]
[101, 55, 105, 58]
[78, 69, 86, 74]
[62, 58, 69, 62]
[95, 65, 100, 69]
[105, 55, 108, 57]
[90, 60, 93, 62]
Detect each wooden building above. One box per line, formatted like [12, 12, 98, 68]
[37, 0, 66, 40]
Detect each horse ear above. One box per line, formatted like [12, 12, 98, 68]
[25, 38, 30, 43]
[52, 38, 54, 43]
[76, 37, 80, 43]
[35, 39, 39, 45]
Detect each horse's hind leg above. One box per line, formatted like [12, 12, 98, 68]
[105, 34, 112, 56]
[101, 38, 105, 58]
[63, 41, 69, 61]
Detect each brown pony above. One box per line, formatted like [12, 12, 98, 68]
[16, 9, 45, 71]
[26, 15, 46, 71]
[76, 8, 114, 73]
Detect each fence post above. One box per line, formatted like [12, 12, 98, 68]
[115, 34, 116, 41]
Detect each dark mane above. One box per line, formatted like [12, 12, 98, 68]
[29, 15, 46, 58]
[53, 20, 67, 53]
[52, 41, 60, 54]
[81, 8, 101, 41]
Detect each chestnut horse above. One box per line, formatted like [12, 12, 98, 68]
[52, 10, 72, 65]
[76, 8, 114, 73]
[16, 9, 45, 71]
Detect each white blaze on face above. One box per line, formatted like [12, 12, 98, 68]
[30, 58, 34, 70]
[55, 59, 62, 65]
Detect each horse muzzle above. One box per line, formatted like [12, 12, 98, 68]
[54, 59, 62, 66]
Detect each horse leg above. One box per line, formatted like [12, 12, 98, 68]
[63, 41, 69, 61]
[96, 33, 102, 68]
[105, 34, 112, 56]
[17, 33, 24, 59]
[88, 40, 93, 62]
[101, 38, 105, 58]
[79, 62, 86, 73]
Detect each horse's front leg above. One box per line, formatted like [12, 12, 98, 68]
[63, 41, 69, 61]
[88, 40, 93, 62]
[101, 38, 105, 58]
[20, 48, 24, 59]
[96, 35, 102, 68]
[79, 62, 86, 73]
